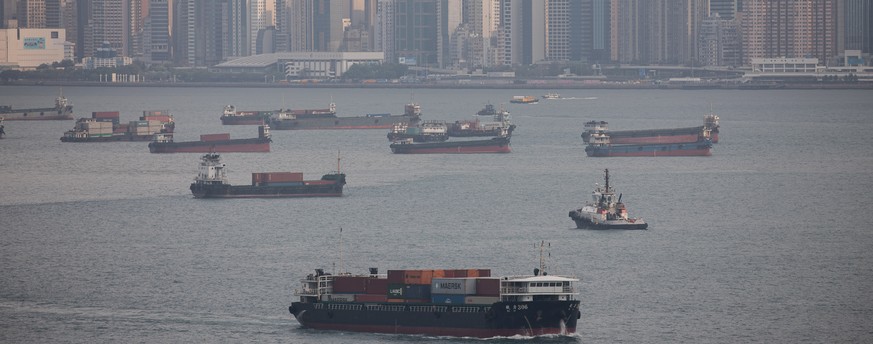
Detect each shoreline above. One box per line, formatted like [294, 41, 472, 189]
[3, 80, 872, 90]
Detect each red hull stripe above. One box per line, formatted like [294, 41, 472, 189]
[221, 120, 266, 125]
[392, 145, 511, 154]
[300, 322, 575, 338]
[3, 115, 74, 120]
[276, 125, 394, 130]
[591, 148, 711, 157]
[196, 193, 342, 198]
[151, 144, 270, 153]
[609, 134, 702, 145]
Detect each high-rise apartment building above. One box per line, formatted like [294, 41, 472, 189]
[224, 0, 248, 58]
[128, 0, 144, 58]
[839, 0, 872, 55]
[288, 0, 313, 52]
[394, 0, 439, 66]
[146, 0, 170, 61]
[498, 0, 547, 66]
[590, 0, 610, 62]
[250, 0, 266, 55]
[698, 15, 740, 66]
[610, 0, 704, 65]
[45, 0, 62, 28]
[709, 0, 738, 20]
[375, 0, 394, 61]
[18, 0, 47, 28]
[87, 0, 128, 57]
[739, 0, 836, 65]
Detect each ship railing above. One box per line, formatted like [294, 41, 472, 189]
[450, 306, 482, 313]
[409, 305, 448, 313]
[327, 304, 362, 311]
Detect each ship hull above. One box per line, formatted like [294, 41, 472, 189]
[149, 138, 270, 153]
[585, 140, 712, 157]
[582, 126, 706, 144]
[569, 212, 648, 230]
[390, 136, 511, 154]
[60, 134, 158, 142]
[289, 300, 579, 338]
[1, 108, 74, 120]
[271, 115, 412, 130]
[220, 116, 270, 125]
[190, 179, 343, 198]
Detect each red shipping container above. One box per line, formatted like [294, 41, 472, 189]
[200, 133, 231, 142]
[387, 270, 405, 284]
[92, 111, 120, 118]
[263, 172, 303, 183]
[252, 173, 263, 184]
[366, 278, 389, 295]
[332, 276, 368, 293]
[475, 278, 500, 296]
[355, 294, 388, 303]
[452, 269, 468, 278]
[478, 269, 491, 277]
[142, 115, 172, 122]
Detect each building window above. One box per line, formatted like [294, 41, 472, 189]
[51, 32, 59, 39]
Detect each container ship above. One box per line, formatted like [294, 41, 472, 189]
[60, 110, 174, 142]
[569, 169, 648, 229]
[510, 96, 539, 104]
[581, 114, 720, 144]
[189, 153, 345, 198]
[390, 131, 512, 154]
[288, 264, 580, 338]
[149, 125, 271, 153]
[448, 107, 515, 137]
[270, 103, 418, 130]
[0, 95, 73, 120]
[584, 132, 712, 157]
[220, 106, 273, 125]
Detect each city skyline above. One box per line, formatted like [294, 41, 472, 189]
[1, 0, 871, 70]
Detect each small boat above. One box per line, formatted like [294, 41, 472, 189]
[569, 169, 647, 229]
[542, 92, 560, 99]
[584, 132, 712, 157]
[189, 153, 345, 198]
[476, 103, 497, 116]
[149, 125, 271, 153]
[288, 243, 580, 338]
[509, 96, 539, 104]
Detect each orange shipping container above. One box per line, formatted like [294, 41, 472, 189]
[92, 111, 120, 118]
[263, 172, 304, 183]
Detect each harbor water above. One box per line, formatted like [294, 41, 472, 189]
[1, 86, 872, 343]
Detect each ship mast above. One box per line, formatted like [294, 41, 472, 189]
[336, 150, 341, 173]
[604, 169, 610, 192]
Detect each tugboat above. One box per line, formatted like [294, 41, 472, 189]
[569, 169, 647, 230]
[542, 92, 560, 100]
[288, 242, 580, 338]
[476, 103, 497, 116]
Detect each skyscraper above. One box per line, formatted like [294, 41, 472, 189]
[18, 0, 47, 28]
[225, 0, 248, 58]
[740, 0, 837, 65]
[590, 0, 610, 62]
[88, 0, 128, 57]
[394, 0, 439, 66]
[147, 0, 170, 61]
[250, 0, 266, 54]
[840, 0, 872, 54]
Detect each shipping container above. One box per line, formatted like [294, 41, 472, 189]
[478, 269, 491, 277]
[366, 278, 389, 294]
[263, 182, 304, 187]
[142, 115, 172, 122]
[431, 294, 466, 304]
[332, 276, 369, 294]
[387, 284, 431, 299]
[464, 296, 500, 305]
[387, 270, 405, 284]
[474, 278, 501, 296]
[386, 298, 405, 303]
[200, 133, 231, 142]
[130, 120, 149, 127]
[355, 294, 388, 303]
[431, 278, 477, 295]
[142, 110, 168, 116]
[403, 269, 434, 285]
[92, 111, 120, 118]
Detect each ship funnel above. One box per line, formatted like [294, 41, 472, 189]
[315, 268, 324, 276]
[369, 267, 378, 275]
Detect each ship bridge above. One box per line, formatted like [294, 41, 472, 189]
[499, 275, 578, 302]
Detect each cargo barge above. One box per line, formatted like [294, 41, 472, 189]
[584, 132, 712, 157]
[569, 169, 647, 229]
[448, 107, 515, 137]
[149, 125, 271, 153]
[189, 153, 345, 198]
[581, 114, 720, 144]
[289, 263, 580, 338]
[0, 95, 74, 121]
[390, 133, 511, 154]
[60, 110, 174, 142]
[220, 105, 273, 125]
[270, 103, 417, 130]
[387, 120, 449, 142]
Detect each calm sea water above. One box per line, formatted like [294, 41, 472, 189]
[1, 85, 872, 343]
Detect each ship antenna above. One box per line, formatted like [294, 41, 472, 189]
[604, 169, 610, 191]
[339, 227, 344, 274]
[337, 149, 341, 173]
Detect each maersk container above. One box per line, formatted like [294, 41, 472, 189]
[431, 294, 466, 304]
[431, 278, 477, 295]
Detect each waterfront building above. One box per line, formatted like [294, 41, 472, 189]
[212, 51, 383, 78]
[739, 0, 837, 66]
[0, 27, 66, 69]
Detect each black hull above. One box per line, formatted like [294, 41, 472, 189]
[387, 133, 449, 142]
[190, 175, 345, 198]
[149, 137, 271, 153]
[289, 300, 579, 338]
[390, 136, 511, 154]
